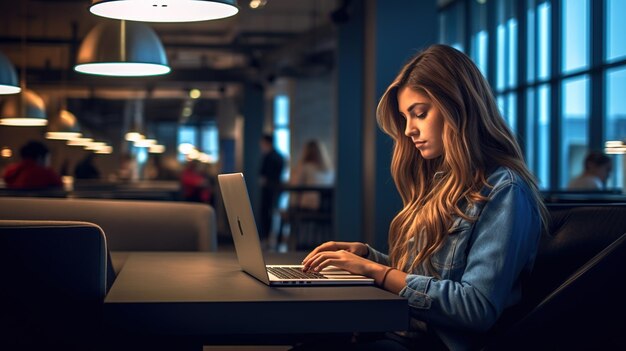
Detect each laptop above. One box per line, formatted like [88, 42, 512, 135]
[218, 172, 374, 286]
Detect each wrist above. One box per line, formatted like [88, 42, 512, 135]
[368, 264, 390, 286]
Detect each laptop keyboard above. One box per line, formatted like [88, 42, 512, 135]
[267, 266, 328, 280]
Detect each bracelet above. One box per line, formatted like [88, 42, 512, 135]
[379, 267, 395, 287]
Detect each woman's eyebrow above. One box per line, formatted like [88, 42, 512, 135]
[406, 102, 429, 113]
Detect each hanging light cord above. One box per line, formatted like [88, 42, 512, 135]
[20, 0, 28, 115]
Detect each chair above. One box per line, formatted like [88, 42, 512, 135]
[0, 220, 108, 350]
[483, 232, 626, 350]
[483, 204, 626, 350]
[280, 186, 334, 250]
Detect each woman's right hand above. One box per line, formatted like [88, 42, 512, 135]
[302, 241, 369, 265]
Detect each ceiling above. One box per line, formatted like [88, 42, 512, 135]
[0, 0, 344, 126]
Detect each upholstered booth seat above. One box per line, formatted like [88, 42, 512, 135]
[0, 196, 217, 252]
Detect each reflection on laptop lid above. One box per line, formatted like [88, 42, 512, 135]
[218, 172, 374, 286]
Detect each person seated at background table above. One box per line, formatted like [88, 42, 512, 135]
[180, 159, 212, 203]
[74, 153, 101, 180]
[567, 151, 612, 191]
[300, 45, 549, 351]
[289, 139, 335, 211]
[3, 140, 62, 189]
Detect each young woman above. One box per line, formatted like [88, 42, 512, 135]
[302, 45, 549, 350]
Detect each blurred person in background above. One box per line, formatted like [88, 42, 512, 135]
[258, 133, 285, 245]
[567, 151, 613, 191]
[289, 139, 335, 210]
[180, 159, 212, 203]
[3, 140, 62, 189]
[118, 153, 138, 181]
[74, 153, 101, 180]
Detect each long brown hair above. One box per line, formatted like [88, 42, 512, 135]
[376, 44, 548, 273]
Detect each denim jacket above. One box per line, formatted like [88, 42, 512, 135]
[367, 167, 542, 350]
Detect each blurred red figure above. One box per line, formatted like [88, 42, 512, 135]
[180, 160, 211, 203]
[3, 140, 62, 189]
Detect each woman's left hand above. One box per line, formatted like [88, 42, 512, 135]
[302, 249, 377, 277]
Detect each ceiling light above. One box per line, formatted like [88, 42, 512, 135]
[89, 0, 239, 22]
[125, 131, 145, 142]
[149, 144, 166, 153]
[75, 20, 170, 77]
[189, 89, 201, 99]
[85, 142, 108, 150]
[1, 147, 12, 158]
[178, 143, 195, 154]
[67, 137, 94, 146]
[0, 51, 20, 95]
[46, 109, 82, 140]
[134, 138, 157, 147]
[0, 89, 47, 126]
[249, 0, 266, 9]
[94, 146, 113, 154]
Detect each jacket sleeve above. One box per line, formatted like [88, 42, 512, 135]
[365, 244, 390, 265]
[400, 182, 541, 332]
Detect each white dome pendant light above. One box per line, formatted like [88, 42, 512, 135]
[89, 0, 239, 23]
[74, 20, 171, 77]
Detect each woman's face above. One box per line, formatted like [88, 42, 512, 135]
[397, 87, 445, 160]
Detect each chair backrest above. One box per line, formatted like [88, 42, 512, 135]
[484, 232, 626, 350]
[483, 204, 626, 349]
[0, 220, 107, 348]
[0, 196, 217, 251]
[525, 204, 626, 306]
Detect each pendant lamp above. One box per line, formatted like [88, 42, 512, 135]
[46, 109, 82, 140]
[0, 52, 21, 95]
[0, 89, 47, 126]
[75, 20, 171, 77]
[89, 0, 238, 23]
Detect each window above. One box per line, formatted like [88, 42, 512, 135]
[274, 94, 290, 180]
[494, 0, 518, 132]
[440, 0, 626, 190]
[497, 93, 517, 133]
[606, 0, 626, 62]
[537, 1, 551, 80]
[201, 123, 219, 162]
[561, 75, 589, 188]
[439, 1, 465, 51]
[177, 125, 196, 162]
[177, 123, 219, 163]
[524, 0, 552, 189]
[562, 0, 589, 74]
[605, 67, 626, 188]
[470, 0, 489, 76]
[537, 85, 551, 189]
[496, 0, 518, 90]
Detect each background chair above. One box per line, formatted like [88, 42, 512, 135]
[0, 220, 107, 350]
[0, 196, 217, 273]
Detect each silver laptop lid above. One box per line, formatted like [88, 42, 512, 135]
[218, 173, 270, 285]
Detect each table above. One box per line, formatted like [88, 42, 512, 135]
[105, 252, 408, 343]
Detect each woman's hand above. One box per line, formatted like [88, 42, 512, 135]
[302, 241, 369, 263]
[302, 241, 372, 276]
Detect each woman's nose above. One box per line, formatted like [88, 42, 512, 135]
[405, 122, 417, 137]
